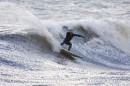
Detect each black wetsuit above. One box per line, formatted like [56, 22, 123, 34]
[61, 32, 84, 51]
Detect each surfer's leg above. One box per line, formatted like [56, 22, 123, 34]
[68, 42, 72, 51]
[63, 41, 72, 51]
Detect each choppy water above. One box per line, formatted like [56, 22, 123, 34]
[0, 0, 130, 86]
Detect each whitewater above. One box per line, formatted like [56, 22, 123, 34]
[0, 0, 130, 86]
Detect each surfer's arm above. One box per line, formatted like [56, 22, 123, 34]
[73, 34, 84, 38]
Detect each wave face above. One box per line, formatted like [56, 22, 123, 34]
[0, 2, 130, 70]
[0, 2, 130, 86]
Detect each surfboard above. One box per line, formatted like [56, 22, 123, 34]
[59, 49, 82, 60]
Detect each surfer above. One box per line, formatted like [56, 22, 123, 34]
[61, 32, 84, 51]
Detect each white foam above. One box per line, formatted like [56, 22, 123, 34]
[57, 19, 130, 54]
[0, 2, 130, 70]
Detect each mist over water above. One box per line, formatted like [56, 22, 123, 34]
[0, 0, 130, 86]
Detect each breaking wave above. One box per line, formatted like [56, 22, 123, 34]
[0, 2, 130, 70]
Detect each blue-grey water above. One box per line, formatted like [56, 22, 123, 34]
[0, 0, 130, 86]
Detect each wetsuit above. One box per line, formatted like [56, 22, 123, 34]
[61, 32, 84, 51]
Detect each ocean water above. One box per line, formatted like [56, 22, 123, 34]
[0, 0, 130, 86]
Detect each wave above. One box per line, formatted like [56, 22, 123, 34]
[56, 19, 130, 54]
[0, 2, 130, 70]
